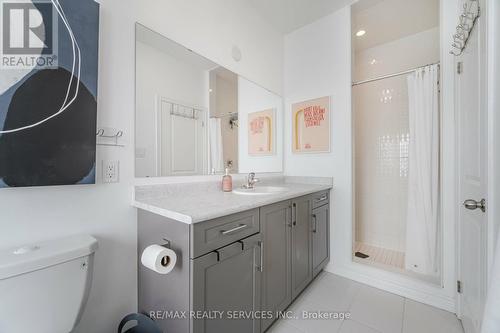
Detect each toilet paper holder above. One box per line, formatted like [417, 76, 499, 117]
[162, 239, 172, 249]
[160, 239, 173, 267]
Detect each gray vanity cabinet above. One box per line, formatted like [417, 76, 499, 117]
[312, 202, 330, 277]
[259, 201, 292, 332]
[138, 189, 330, 333]
[291, 196, 313, 299]
[191, 233, 262, 333]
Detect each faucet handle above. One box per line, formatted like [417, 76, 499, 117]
[244, 172, 259, 188]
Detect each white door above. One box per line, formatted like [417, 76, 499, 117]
[157, 99, 205, 176]
[456, 1, 488, 332]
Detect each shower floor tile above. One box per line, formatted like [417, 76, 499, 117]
[354, 242, 405, 269]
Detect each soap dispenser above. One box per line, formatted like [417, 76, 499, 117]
[222, 168, 233, 192]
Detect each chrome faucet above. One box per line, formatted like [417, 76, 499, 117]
[243, 173, 260, 189]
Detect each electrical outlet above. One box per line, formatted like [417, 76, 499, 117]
[102, 160, 119, 183]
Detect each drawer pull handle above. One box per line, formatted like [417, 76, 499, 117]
[258, 241, 264, 272]
[221, 224, 248, 235]
[292, 203, 297, 226]
[316, 195, 328, 202]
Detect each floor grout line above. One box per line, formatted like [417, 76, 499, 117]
[401, 298, 407, 333]
[267, 272, 462, 333]
[347, 318, 384, 333]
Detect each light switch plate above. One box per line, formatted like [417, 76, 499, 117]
[102, 160, 119, 183]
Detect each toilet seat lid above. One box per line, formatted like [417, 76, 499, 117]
[0, 234, 98, 280]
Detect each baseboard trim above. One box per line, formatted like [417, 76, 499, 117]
[327, 262, 456, 313]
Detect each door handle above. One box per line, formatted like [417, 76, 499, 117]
[221, 224, 248, 235]
[312, 214, 317, 233]
[463, 199, 486, 212]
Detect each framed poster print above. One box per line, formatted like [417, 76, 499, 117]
[292, 96, 330, 153]
[248, 109, 274, 156]
[0, 0, 99, 188]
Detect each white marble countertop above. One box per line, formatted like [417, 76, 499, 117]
[133, 176, 333, 224]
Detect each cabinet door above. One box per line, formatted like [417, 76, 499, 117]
[260, 201, 292, 332]
[291, 196, 313, 299]
[191, 234, 262, 333]
[312, 204, 330, 277]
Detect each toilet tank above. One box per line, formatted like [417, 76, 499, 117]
[0, 235, 98, 333]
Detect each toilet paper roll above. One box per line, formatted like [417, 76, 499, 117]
[141, 245, 177, 275]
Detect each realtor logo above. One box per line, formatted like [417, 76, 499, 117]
[1, 0, 58, 69]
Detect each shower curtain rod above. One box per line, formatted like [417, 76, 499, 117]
[352, 62, 440, 87]
[210, 112, 238, 119]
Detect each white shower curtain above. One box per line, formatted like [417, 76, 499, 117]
[209, 118, 224, 173]
[405, 64, 440, 276]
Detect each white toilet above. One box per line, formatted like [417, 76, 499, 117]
[0, 235, 98, 333]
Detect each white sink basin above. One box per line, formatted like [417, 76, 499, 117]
[233, 186, 288, 196]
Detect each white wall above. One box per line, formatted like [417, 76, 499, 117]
[354, 27, 440, 81]
[284, 8, 352, 275]
[238, 77, 284, 173]
[135, 41, 209, 177]
[487, 0, 500, 273]
[0, 0, 284, 332]
[133, 0, 284, 96]
[284, 9, 352, 178]
[440, 0, 460, 312]
[283, 2, 458, 311]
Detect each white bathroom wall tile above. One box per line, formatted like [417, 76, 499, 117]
[403, 299, 464, 333]
[339, 320, 382, 333]
[349, 285, 405, 333]
[354, 74, 410, 253]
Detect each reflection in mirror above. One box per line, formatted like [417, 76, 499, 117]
[135, 24, 283, 178]
[209, 68, 239, 174]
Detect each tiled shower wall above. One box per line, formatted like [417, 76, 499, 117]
[354, 75, 409, 252]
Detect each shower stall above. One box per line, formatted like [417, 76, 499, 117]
[352, 0, 441, 282]
[353, 64, 440, 281]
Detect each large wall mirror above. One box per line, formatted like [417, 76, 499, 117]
[135, 24, 284, 178]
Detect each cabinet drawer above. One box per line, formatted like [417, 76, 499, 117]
[191, 209, 260, 258]
[311, 191, 329, 209]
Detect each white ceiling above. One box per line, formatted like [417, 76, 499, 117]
[352, 0, 439, 51]
[247, 0, 355, 34]
[248, 0, 439, 49]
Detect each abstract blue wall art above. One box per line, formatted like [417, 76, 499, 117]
[0, 0, 99, 188]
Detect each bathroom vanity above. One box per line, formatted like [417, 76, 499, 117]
[134, 177, 332, 333]
[133, 23, 332, 333]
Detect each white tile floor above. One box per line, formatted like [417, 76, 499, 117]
[267, 272, 464, 333]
